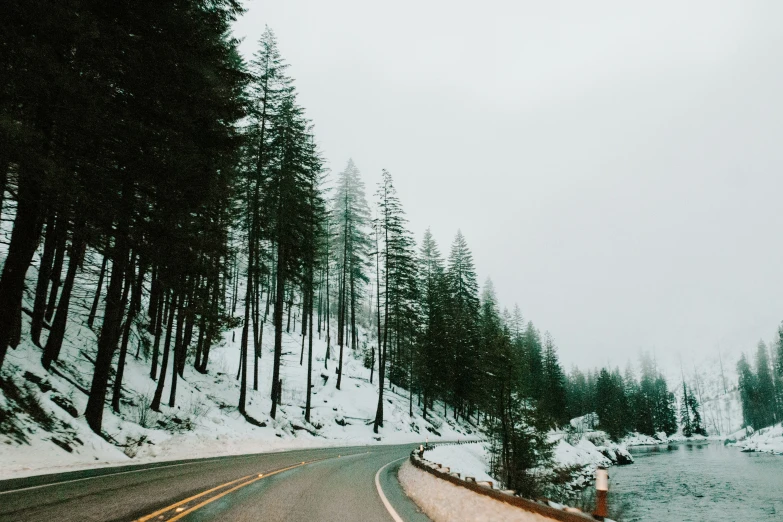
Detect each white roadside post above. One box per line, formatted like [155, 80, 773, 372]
[594, 466, 609, 520]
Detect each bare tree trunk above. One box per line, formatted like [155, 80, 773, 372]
[43, 213, 67, 324]
[150, 289, 166, 380]
[84, 185, 132, 434]
[305, 277, 314, 422]
[152, 290, 177, 412]
[112, 259, 144, 412]
[43, 220, 86, 369]
[0, 173, 44, 368]
[239, 213, 254, 413]
[168, 292, 185, 408]
[324, 222, 331, 369]
[337, 222, 348, 389]
[373, 220, 386, 433]
[88, 246, 109, 330]
[30, 211, 57, 346]
[270, 242, 286, 419]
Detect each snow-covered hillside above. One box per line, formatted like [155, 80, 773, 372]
[0, 285, 475, 479]
[665, 352, 744, 437]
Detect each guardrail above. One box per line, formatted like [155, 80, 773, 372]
[410, 447, 597, 522]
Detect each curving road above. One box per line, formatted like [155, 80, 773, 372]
[0, 444, 431, 522]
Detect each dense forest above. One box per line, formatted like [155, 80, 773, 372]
[0, 1, 571, 491]
[3, 0, 783, 498]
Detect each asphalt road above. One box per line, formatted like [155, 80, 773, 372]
[0, 444, 431, 522]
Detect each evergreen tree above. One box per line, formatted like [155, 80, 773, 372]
[680, 382, 693, 437]
[373, 170, 417, 432]
[754, 341, 777, 428]
[521, 322, 544, 401]
[417, 228, 448, 418]
[540, 333, 568, 427]
[687, 387, 707, 436]
[445, 230, 480, 420]
[595, 368, 629, 440]
[332, 159, 371, 388]
[737, 353, 758, 428]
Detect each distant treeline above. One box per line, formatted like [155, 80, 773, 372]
[563, 355, 683, 441]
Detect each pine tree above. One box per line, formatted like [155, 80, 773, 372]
[540, 333, 568, 427]
[680, 382, 693, 437]
[737, 353, 758, 428]
[373, 170, 418, 432]
[754, 341, 777, 428]
[417, 228, 447, 419]
[445, 230, 480, 420]
[687, 388, 707, 436]
[332, 159, 371, 388]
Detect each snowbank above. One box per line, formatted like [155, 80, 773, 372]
[420, 432, 631, 503]
[734, 423, 783, 455]
[554, 437, 610, 469]
[622, 431, 668, 446]
[398, 460, 559, 522]
[425, 443, 496, 483]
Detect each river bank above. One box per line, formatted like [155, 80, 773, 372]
[611, 441, 783, 521]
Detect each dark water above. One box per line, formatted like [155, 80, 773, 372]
[610, 443, 783, 522]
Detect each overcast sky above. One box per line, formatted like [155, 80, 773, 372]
[233, 1, 783, 372]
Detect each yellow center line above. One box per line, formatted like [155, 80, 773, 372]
[134, 452, 370, 522]
[135, 475, 254, 522]
[166, 462, 307, 521]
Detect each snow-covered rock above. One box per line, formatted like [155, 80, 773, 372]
[734, 423, 783, 455]
[569, 412, 598, 432]
[622, 431, 668, 446]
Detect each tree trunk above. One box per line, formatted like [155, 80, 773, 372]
[324, 223, 331, 369]
[152, 290, 177, 412]
[168, 294, 185, 408]
[0, 155, 8, 220]
[350, 270, 356, 350]
[88, 246, 109, 330]
[239, 222, 254, 414]
[0, 173, 44, 369]
[179, 289, 194, 377]
[150, 290, 166, 380]
[112, 259, 144, 413]
[305, 277, 314, 422]
[270, 243, 285, 419]
[146, 264, 158, 327]
[44, 213, 68, 323]
[42, 221, 86, 369]
[30, 211, 57, 346]
[84, 185, 132, 434]
[198, 270, 220, 374]
[337, 232, 348, 390]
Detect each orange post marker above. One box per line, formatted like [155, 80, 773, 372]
[594, 466, 609, 520]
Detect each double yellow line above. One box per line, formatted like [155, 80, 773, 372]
[135, 460, 316, 522]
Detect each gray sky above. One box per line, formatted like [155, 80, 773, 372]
[233, 1, 783, 372]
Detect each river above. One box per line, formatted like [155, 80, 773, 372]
[609, 442, 783, 521]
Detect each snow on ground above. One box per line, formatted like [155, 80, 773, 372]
[425, 443, 495, 483]
[398, 460, 559, 522]
[734, 423, 783, 455]
[622, 432, 668, 446]
[421, 428, 632, 502]
[553, 436, 610, 469]
[0, 260, 477, 479]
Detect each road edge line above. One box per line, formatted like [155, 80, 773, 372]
[374, 456, 408, 522]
